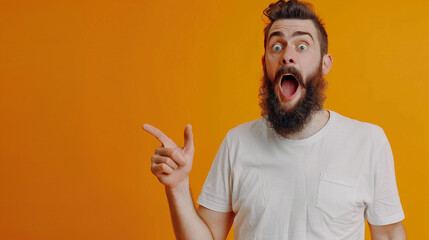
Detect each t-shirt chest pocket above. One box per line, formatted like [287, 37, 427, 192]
[315, 173, 361, 224]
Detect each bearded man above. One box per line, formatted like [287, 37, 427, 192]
[143, 0, 406, 239]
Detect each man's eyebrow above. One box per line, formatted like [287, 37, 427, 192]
[268, 31, 285, 42]
[292, 31, 314, 41]
[267, 30, 314, 42]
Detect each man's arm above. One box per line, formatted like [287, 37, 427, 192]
[143, 124, 233, 240]
[165, 177, 234, 240]
[197, 205, 234, 240]
[369, 221, 406, 240]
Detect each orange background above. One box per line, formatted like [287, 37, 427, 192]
[1, 0, 428, 239]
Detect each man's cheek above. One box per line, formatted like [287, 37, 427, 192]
[267, 67, 276, 83]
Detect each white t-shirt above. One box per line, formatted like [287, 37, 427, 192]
[197, 110, 405, 240]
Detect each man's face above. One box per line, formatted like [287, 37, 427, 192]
[265, 19, 322, 110]
[261, 19, 332, 136]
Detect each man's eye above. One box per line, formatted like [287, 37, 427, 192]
[297, 43, 308, 51]
[272, 44, 283, 51]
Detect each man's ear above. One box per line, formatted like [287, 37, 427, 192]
[261, 55, 265, 67]
[322, 54, 333, 75]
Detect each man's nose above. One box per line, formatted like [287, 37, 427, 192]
[282, 46, 296, 65]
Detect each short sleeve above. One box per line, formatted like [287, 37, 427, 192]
[365, 130, 405, 225]
[197, 136, 232, 212]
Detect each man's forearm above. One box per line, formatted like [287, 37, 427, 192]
[371, 235, 406, 240]
[370, 222, 406, 240]
[165, 177, 213, 240]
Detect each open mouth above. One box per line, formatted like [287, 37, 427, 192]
[280, 74, 299, 98]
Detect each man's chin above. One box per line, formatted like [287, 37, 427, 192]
[276, 89, 304, 112]
[277, 101, 297, 113]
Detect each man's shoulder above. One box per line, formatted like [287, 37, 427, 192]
[225, 118, 267, 141]
[222, 111, 389, 143]
[331, 110, 387, 141]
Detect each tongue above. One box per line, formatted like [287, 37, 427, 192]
[281, 78, 298, 97]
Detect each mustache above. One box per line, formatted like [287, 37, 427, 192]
[274, 66, 305, 87]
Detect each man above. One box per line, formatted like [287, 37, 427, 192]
[143, 0, 406, 239]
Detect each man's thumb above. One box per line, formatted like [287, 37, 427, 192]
[184, 124, 194, 152]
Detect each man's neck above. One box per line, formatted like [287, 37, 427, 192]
[280, 109, 330, 140]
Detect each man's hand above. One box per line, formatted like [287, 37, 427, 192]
[142, 124, 194, 189]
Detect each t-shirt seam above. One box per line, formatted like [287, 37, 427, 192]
[367, 210, 405, 225]
[197, 196, 232, 212]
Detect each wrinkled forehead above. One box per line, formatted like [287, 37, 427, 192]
[268, 19, 318, 40]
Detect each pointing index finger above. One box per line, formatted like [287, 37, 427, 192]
[142, 124, 177, 148]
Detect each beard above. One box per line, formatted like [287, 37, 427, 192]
[259, 61, 327, 137]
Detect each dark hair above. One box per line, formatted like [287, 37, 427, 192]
[263, 0, 328, 55]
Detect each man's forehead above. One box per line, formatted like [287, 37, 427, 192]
[269, 19, 317, 37]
